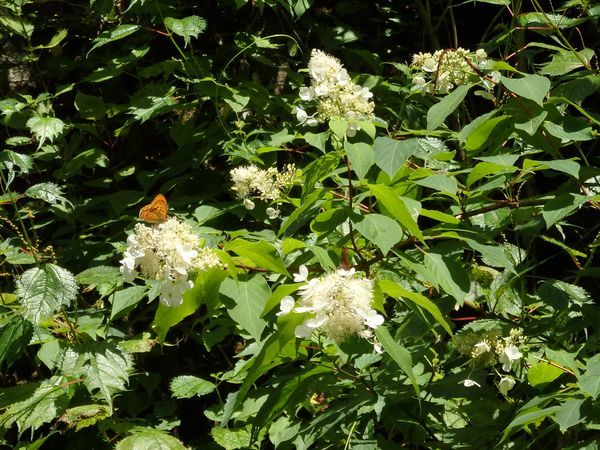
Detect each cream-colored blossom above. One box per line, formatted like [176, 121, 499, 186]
[230, 164, 295, 206]
[498, 344, 522, 372]
[410, 47, 490, 94]
[289, 268, 383, 343]
[296, 49, 375, 134]
[119, 217, 222, 307]
[498, 376, 516, 395]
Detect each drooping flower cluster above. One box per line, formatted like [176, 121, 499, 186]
[459, 328, 525, 395]
[278, 266, 384, 346]
[410, 48, 498, 94]
[296, 49, 375, 137]
[120, 217, 222, 307]
[230, 164, 295, 211]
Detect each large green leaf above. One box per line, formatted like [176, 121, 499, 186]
[219, 275, 271, 341]
[501, 74, 551, 106]
[375, 326, 419, 395]
[170, 375, 215, 399]
[424, 253, 470, 305]
[16, 264, 78, 324]
[26, 116, 64, 148]
[0, 316, 33, 370]
[578, 354, 600, 399]
[427, 84, 473, 132]
[542, 193, 588, 228]
[154, 267, 227, 343]
[116, 429, 187, 450]
[110, 285, 148, 320]
[225, 239, 289, 276]
[368, 184, 425, 243]
[87, 24, 141, 56]
[373, 136, 415, 178]
[352, 213, 404, 255]
[345, 141, 374, 179]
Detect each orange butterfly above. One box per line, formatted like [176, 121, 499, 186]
[139, 194, 168, 223]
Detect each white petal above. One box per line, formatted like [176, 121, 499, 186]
[276, 296, 295, 316]
[243, 198, 255, 210]
[299, 87, 313, 101]
[498, 376, 516, 395]
[460, 379, 481, 388]
[294, 265, 309, 282]
[296, 106, 308, 122]
[294, 323, 312, 338]
[266, 207, 279, 219]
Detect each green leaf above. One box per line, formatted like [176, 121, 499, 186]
[424, 253, 470, 305]
[465, 115, 510, 152]
[373, 136, 415, 178]
[414, 174, 458, 195]
[352, 213, 404, 255]
[16, 264, 78, 324]
[302, 151, 342, 200]
[76, 266, 122, 295]
[26, 182, 69, 205]
[553, 398, 585, 432]
[466, 162, 517, 188]
[540, 49, 595, 76]
[0, 376, 74, 436]
[542, 193, 588, 228]
[527, 362, 563, 388]
[345, 141, 374, 179]
[225, 239, 289, 276]
[501, 74, 551, 106]
[378, 279, 452, 336]
[87, 24, 141, 56]
[464, 239, 515, 272]
[61, 404, 111, 432]
[0, 150, 33, 173]
[170, 375, 215, 399]
[26, 116, 64, 148]
[427, 84, 472, 132]
[279, 189, 326, 236]
[30, 28, 68, 50]
[375, 326, 419, 396]
[544, 117, 593, 142]
[219, 275, 270, 341]
[116, 429, 187, 450]
[579, 355, 600, 399]
[211, 426, 251, 450]
[368, 184, 425, 243]
[74, 91, 107, 120]
[0, 316, 33, 370]
[501, 406, 562, 443]
[58, 342, 132, 411]
[154, 267, 226, 343]
[110, 285, 148, 320]
[164, 15, 206, 47]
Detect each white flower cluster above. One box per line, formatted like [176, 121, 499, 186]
[296, 49, 375, 137]
[411, 48, 498, 94]
[230, 164, 295, 211]
[465, 328, 524, 395]
[278, 266, 384, 347]
[120, 217, 222, 307]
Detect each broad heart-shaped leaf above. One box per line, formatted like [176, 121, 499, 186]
[553, 398, 585, 432]
[219, 274, 271, 341]
[501, 74, 551, 106]
[424, 253, 470, 305]
[164, 15, 206, 46]
[375, 326, 420, 396]
[116, 429, 187, 450]
[0, 376, 74, 436]
[57, 342, 132, 411]
[16, 264, 78, 324]
[352, 213, 404, 255]
[368, 184, 425, 244]
[211, 426, 251, 450]
[154, 267, 227, 343]
[170, 375, 215, 399]
[378, 279, 452, 336]
[344, 141, 374, 180]
[373, 136, 415, 178]
[26, 182, 69, 205]
[0, 315, 33, 370]
[26, 116, 64, 148]
[87, 24, 141, 56]
[426, 84, 473, 132]
[527, 362, 563, 388]
[225, 239, 289, 276]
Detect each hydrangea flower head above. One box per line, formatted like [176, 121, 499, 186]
[230, 164, 295, 208]
[120, 217, 222, 307]
[296, 49, 375, 136]
[279, 268, 383, 344]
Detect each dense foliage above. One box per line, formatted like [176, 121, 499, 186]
[1, 0, 599, 448]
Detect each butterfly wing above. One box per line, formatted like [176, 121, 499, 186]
[139, 194, 168, 223]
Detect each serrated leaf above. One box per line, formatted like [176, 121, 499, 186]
[87, 24, 141, 56]
[0, 150, 32, 173]
[427, 84, 472, 132]
[116, 429, 187, 450]
[16, 264, 78, 324]
[164, 15, 206, 47]
[0, 316, 33, 370]
[219, 275, 270, 341]
[26, 116, 64, 148]
[60, 404, 111, 432]
[25, 182, 69, 205]
[373, 137, 415, 178]
[211, 426, 251, 450]
[170, 375, 215, 399]
[0, 376, 73, 436]
[352, 213, 404, 255]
